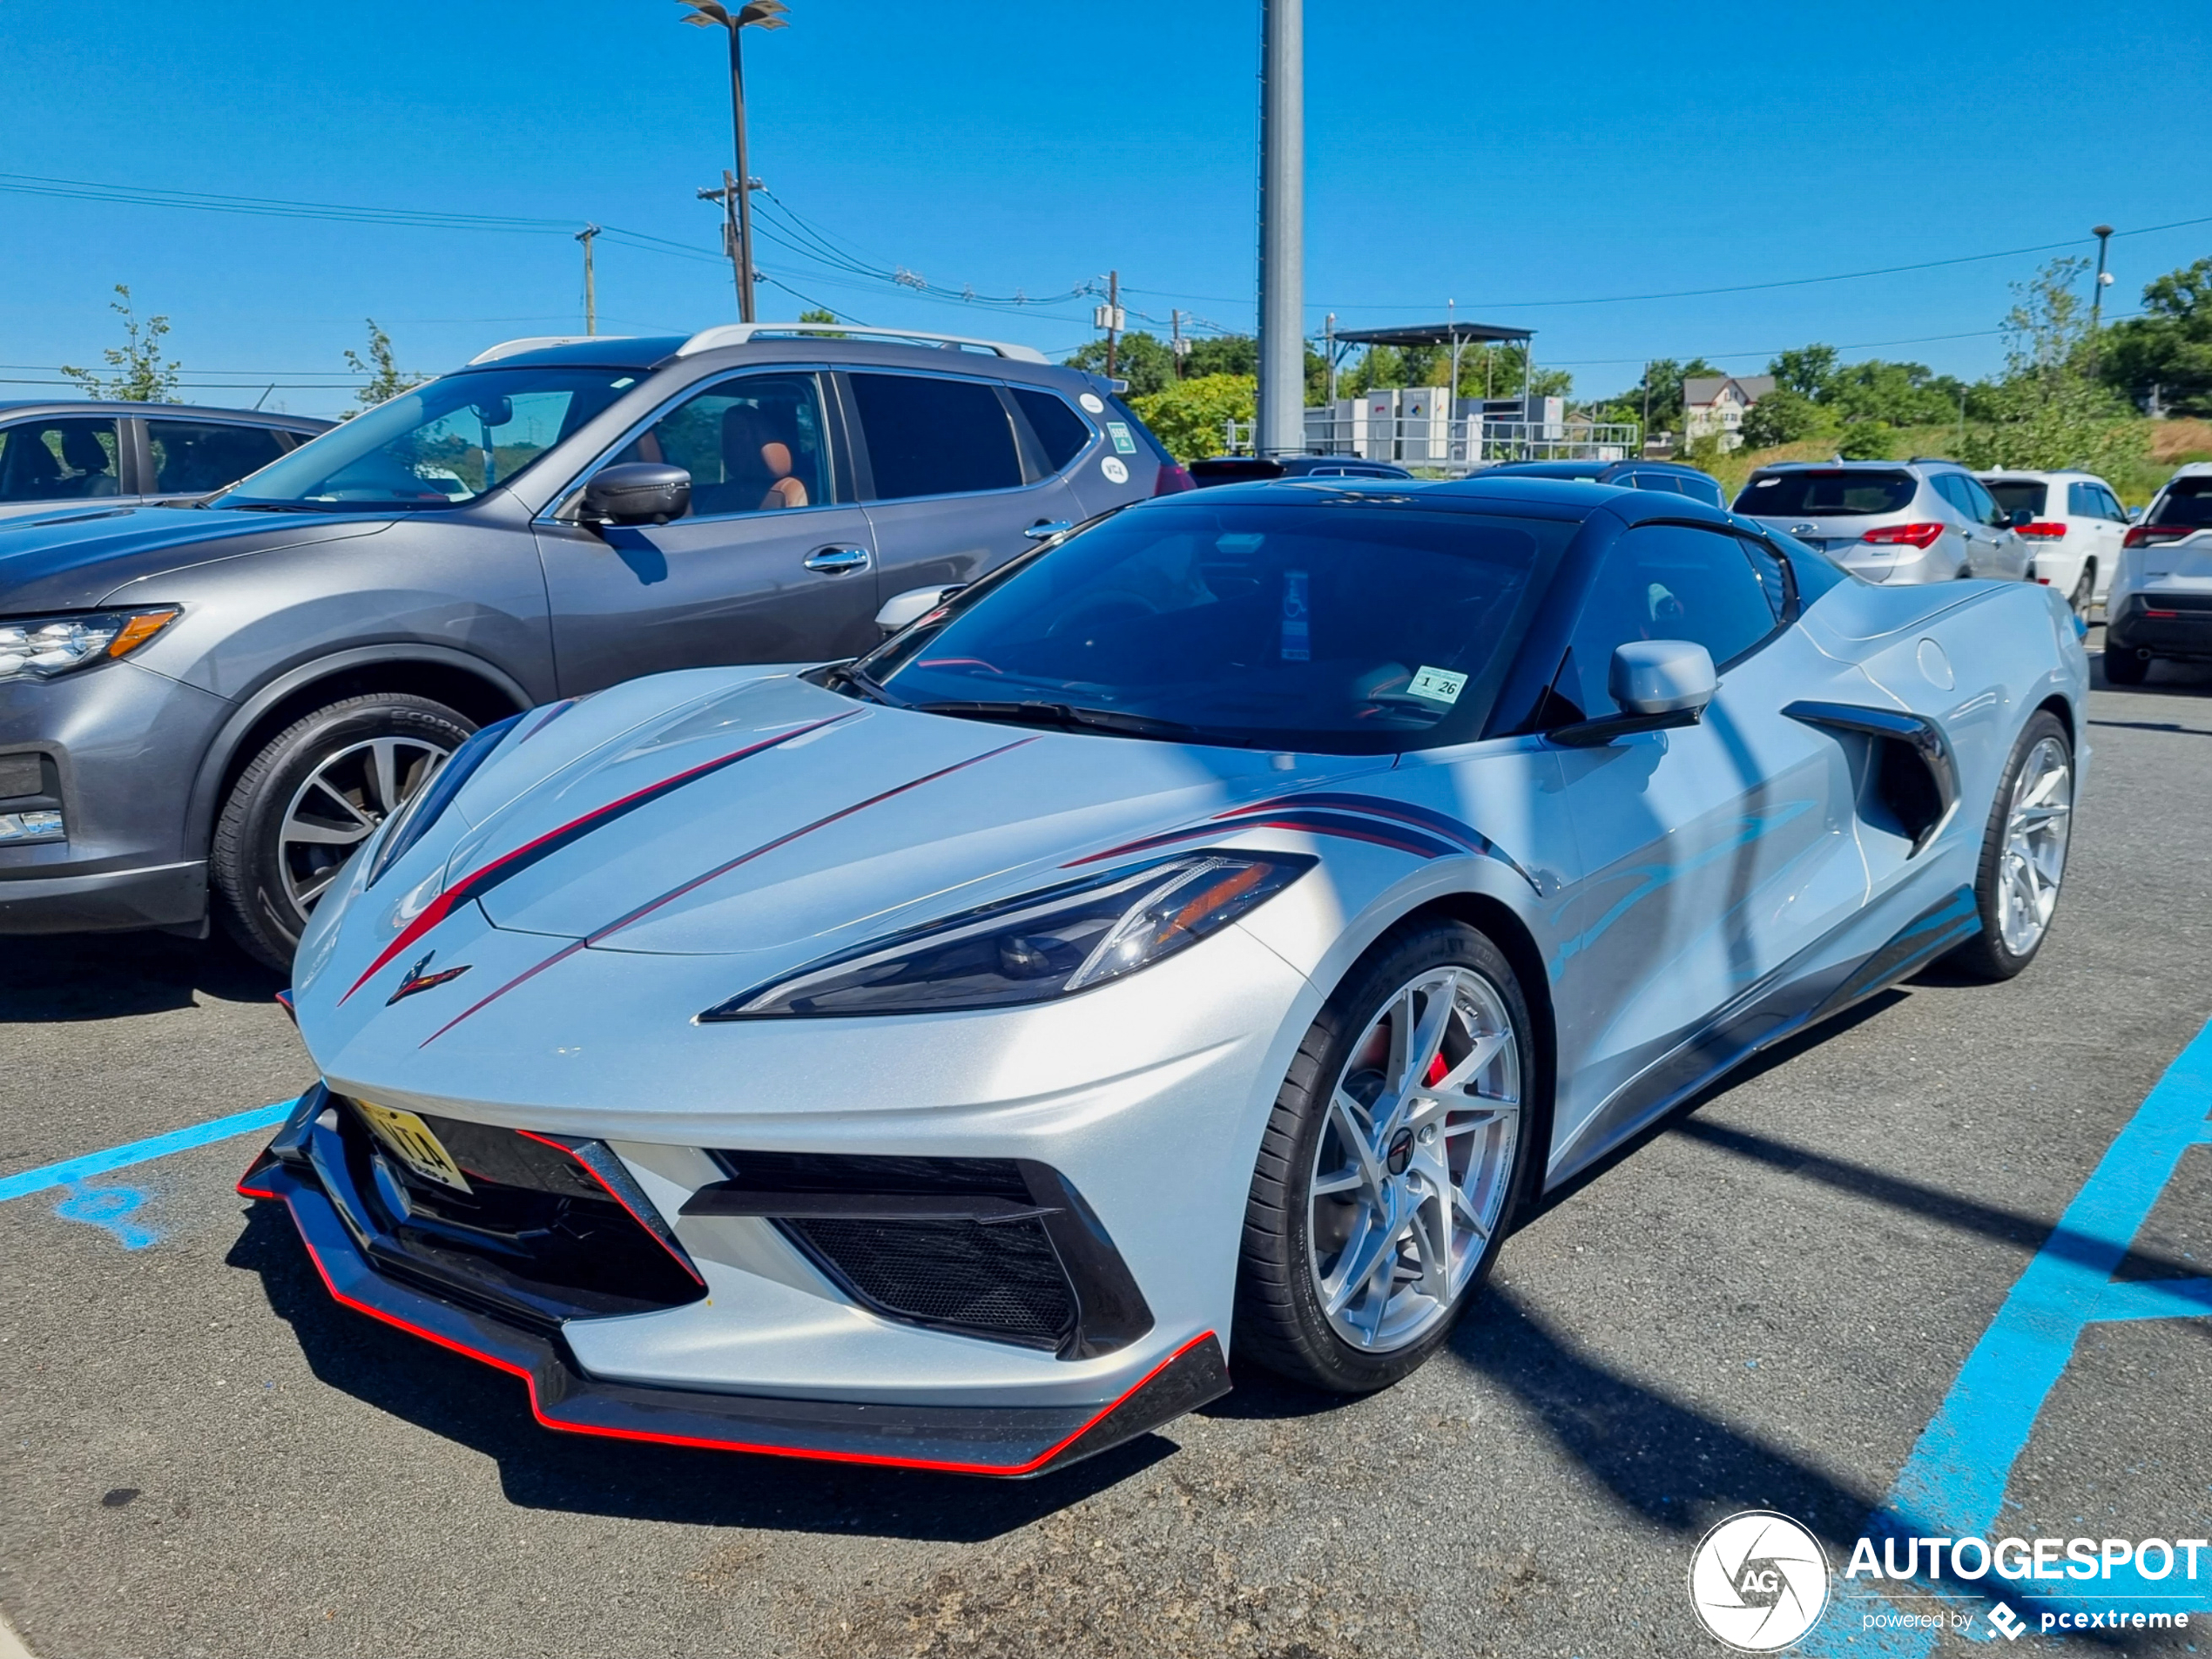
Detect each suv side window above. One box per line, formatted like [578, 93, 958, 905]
[2093, 483, 2128, 522]
[1957, 474, 2006, 527]
[1009, 387, 1093, 474]
[0, 417, 121, 502]
[611, 373, 830, 518]
[850, 373, 1023, 500]
[1553, 523, 1779, 719]
[147, 421, 287, 495]
[1929, 473, 1970, 517]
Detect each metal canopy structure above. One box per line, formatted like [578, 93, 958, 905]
[1331, 321, 1531, 347]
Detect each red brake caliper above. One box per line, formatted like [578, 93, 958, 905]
[1425, 1052, 1449, 1087]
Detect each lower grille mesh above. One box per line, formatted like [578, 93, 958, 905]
[789, 1217, 1076, 1348]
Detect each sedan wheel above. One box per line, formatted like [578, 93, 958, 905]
[1238, 920, 1536, 1393]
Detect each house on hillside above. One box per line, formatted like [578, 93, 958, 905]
[1683, 374, 1775, 450]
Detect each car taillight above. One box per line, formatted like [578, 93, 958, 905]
[2019, 521, 2067, 538]
[2124, 523, 2193, 549]
[1860, 522, 1946, 550]
[1153, 462, 1196, 496]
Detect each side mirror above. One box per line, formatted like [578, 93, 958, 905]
[2128, 506, 2145, 524]
[2007, 507, 2035, 529]
[875, 584, 965, 638]
[580, 462, 690, 528]
[1552, 641, 1716, 747]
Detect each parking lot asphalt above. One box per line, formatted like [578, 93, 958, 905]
[3, 639, 2209, 1659]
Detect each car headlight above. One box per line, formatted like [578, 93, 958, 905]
[363, 711, 523, 888]
[0, 608, 179, 680]
[702, 851, 1315, 1020]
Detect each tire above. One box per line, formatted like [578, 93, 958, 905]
[2102, 645, 2148, 686]
[212, 694, 475, 970]
[1946, 710, 2074, 983]
[2068, 564, 2094, 617]
[1235, 919, 1539, 1393]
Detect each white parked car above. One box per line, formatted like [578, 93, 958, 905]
[2104, 462, 2212, 685]
[1978, 469, 2131, 615]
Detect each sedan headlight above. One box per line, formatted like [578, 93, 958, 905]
[0, 608, 179, 680]
[703, 851, 1314, 1020]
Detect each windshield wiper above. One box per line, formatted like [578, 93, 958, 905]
[820, 661, 903, 706]
[218, 501, 333, 513]
[914, 699, 1216, 743]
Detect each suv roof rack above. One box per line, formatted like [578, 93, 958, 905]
[467, 335, 631, 365]
[673, 321, 1049, 363]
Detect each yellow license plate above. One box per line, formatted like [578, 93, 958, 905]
[354, 1099, 472, 1193]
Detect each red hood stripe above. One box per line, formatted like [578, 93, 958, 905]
[340, 713, 856, 1004]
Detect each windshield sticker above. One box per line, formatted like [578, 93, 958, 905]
[1101, 455, 1130, 485]
[1106, 421, 1138, 455]
[1078, 392, 1106, 415]
[1280, 570, 1311, 661]
[1407, 664, 1468, 705]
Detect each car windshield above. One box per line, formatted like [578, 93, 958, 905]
[217, 367, 640, 509]
[855, 501, 1574, 753]
[2153, 477, 2212, 528]
[1984, 479, 2048, 517]
[1734, 469, 1916, 517]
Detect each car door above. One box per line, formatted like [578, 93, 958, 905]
[842, 369, 1093, 607]
[1541, 519, 1867, 1173]
[1958, 472, 2028, 578]
[534, 369, 884, 693]
[2075, 481, 2128, 602]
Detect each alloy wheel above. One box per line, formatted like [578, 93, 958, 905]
[1995, 735, 2071, 956]
[276, 734, 450, 924]
[1308, 965, 1521, 1352]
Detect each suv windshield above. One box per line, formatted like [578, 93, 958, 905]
[219, 367, 640, 509]
[1735, 469, 1916, 517]
[854, 501, 1574, 753]
[2152, 476, 2212, 528]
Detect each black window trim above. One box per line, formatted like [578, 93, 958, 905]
[1004, 382, 1103, 483]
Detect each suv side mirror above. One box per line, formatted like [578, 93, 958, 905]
[2007, 507, 2035, 529]
[580, 462, 690, 528]
[1551, 641, 1717, 747]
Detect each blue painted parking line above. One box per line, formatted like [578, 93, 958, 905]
[0, 1100, 297, 1205]
[1802, 1014, 2212, 1654]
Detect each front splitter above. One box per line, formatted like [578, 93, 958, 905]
[239, 1151, 1228, 1477]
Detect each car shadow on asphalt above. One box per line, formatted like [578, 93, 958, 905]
[0, 930, 283, 1022]
[223, 1203, 1177, 1539]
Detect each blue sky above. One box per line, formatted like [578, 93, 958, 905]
[2, 0, 2204, 419]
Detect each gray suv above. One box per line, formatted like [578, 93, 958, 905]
[1732, 458, 2033, 583]
[0, 400, 330, 522]
[0, 324, 1184, 966]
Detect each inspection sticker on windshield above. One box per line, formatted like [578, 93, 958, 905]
[1407, 664, 1468, 705]
[1106, 421, 1138, 455]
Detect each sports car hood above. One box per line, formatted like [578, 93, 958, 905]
[0, 504, 388, 611]
[300, 667, 1390, 1020]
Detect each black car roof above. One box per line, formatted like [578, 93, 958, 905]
[0, 398, 330, 428]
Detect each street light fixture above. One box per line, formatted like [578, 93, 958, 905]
[679, 0, 789, 323]
[2088, 223, 2115, 378]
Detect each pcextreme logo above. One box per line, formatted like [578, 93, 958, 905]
[1689, 1511, 1831, 1650]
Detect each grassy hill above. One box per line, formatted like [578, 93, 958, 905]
[1705, 418, 2212, 506]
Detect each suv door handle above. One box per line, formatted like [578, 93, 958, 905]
[1023, 520, 1073, 541]
[803, 546, 872, 575]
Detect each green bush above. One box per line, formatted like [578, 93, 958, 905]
[1837, 421, 1896, 461]
[1739, 387, 1824, 449]
[1125, 374, 1257, 462]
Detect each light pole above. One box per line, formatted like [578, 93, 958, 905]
[1256, 0, 1304, 457]
[680, 0, 789, 324]
[2088, 223, 2115, 378]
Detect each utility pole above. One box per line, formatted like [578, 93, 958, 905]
[1323, 312, 1337, 403]
[576, 224, 600, 335]
[1171, 308, 1190, 380]
[1256, 0, 1304, 457]
[1093, 273, 1124, 381]
[2088, 223, 2115, 378]
[680, 0, 788, 324]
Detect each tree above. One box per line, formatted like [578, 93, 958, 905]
[1963, 257, 2146, 475]
[342, 320, 427, 415]
[1063, 331, 1176, 396]
[59, 285, 180, 401]
[1591, 358, 1722, 435]
[1125, 374, 1255, 461]
[1770, 345, 1838, 400]
[2100, 257, 2212, 415]
[1738, 386, 1823, 449]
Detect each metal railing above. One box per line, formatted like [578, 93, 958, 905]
[1223, 413, 1642, 473]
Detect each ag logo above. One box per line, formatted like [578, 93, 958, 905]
[1688, 1510, 1830, 1650]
